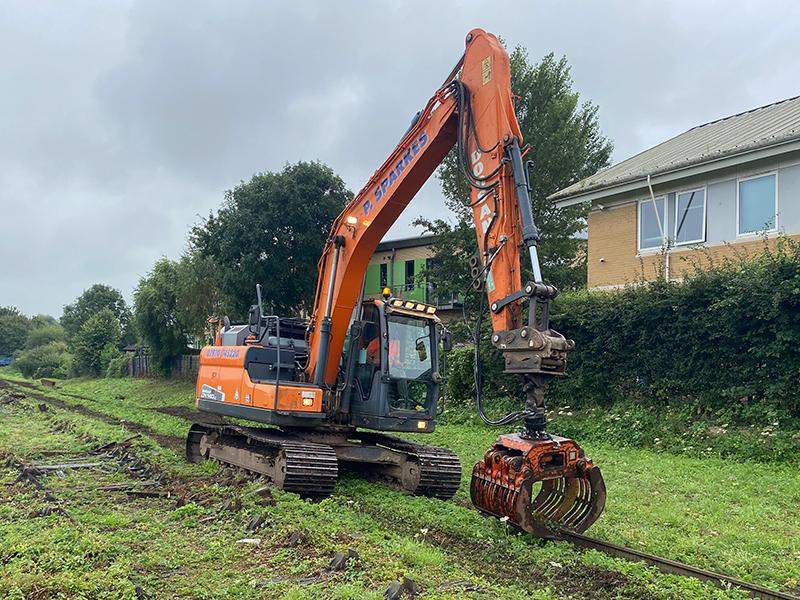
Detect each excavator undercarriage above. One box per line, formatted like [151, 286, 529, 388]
[187, 423, 461, 499]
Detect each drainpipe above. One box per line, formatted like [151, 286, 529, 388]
[389, 248, 396, 295]
[647, 174, 669, 282]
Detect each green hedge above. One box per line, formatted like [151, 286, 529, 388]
[549, 239, 800, 419]
[447, 237, 800, 420]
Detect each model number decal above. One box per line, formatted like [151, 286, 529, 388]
[206, 348, 241, 359]
[200, 384, 225, 402]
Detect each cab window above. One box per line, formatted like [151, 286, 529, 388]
[354, 304, 380, 397]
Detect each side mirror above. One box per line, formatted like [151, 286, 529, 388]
[415, 340, 427, 362]
[441, 329, 453, 353]
[248, 305, 260, 328]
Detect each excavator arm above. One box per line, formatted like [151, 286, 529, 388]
[308, 30, 547, 384]
[305, 28, 605, 537]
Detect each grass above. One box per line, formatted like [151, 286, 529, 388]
[1, 370, 798, 599]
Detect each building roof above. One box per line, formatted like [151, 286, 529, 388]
[551, 95, 800, 206]
[375, 233, 438, 252]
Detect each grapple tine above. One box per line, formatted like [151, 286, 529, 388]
[470, 433, 605, 538]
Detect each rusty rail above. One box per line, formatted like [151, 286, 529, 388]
[557, 531, 799, 600]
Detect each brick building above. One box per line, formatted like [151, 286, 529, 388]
[550, 96, 800, 288]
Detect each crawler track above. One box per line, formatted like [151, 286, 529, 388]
[186, 424, 461, 499]
[557, 531, 799, 600]
[356, 431, 462, 499]
[187, 424, 339, 496]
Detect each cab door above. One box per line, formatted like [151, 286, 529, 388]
[351, 303, 381, 402]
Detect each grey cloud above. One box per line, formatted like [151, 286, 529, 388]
[1, 0, 798, 316]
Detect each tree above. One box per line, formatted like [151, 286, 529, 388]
[417, 50, 613, 294]
[25, 324, 66, 349]
[190, 161, 351, 319]
[29, 314, 58, 329]
[133, 259, 189, 374]
[72, 308, 121, 376]
[61, 284, 133, 343]
[175, 250, 231, 342]
[0, 306, 30, 356]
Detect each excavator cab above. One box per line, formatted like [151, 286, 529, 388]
[343, 298, 443, 433]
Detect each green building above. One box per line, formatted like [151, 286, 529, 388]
[363, 234, 462, 318]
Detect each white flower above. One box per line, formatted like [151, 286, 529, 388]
[499, 516, 509, 523]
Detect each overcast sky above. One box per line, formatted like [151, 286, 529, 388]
[2, 1, 799, 317]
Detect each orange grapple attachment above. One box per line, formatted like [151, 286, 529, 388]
[470, 433, 606, 538]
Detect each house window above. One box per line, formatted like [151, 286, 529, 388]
[638, 197, 666, 251]
[738, 173, 777, 235]
[404, 260, 415, 291]
[674, 188, 706, 245]
[379, 263, 388, 288]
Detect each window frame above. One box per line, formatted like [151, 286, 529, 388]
[736, 171, 778, 237]
[404, 259, 415, 291]
[637, 195, 668, 253]
[379, 263, 388, 288]
[673, 186, 707, 246]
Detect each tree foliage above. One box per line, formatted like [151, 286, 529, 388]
[25, 324, 66, 349]
[189, 161, 351, 319]
[175, 250, 229, 342]
[72, 308, 121, 376]
[0, 307, 31, 356]
[14, 341, 71, 379]
[133, 259, 189, 374]
[418, 49, 613, 296]
[61, 284, 132, 342]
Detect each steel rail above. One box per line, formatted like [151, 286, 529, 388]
[557, 530, 799, 600]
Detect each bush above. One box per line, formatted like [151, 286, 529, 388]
[446, 237, 800, 422]
[25, 324, 66, 349]
[0, 308, 30, 356]
[546, 239, 800, 419]
[105, 352, 130, 378]
[14, 341, 72, 379]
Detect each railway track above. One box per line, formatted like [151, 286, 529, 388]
[557, 530, 799, 600]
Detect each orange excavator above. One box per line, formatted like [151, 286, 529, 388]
[187, 28, 605, 537]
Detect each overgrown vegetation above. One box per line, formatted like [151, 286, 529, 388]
[13, 341, 71, 379]
[549, 237, 800, 417]
[2, 373, 797, 599]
